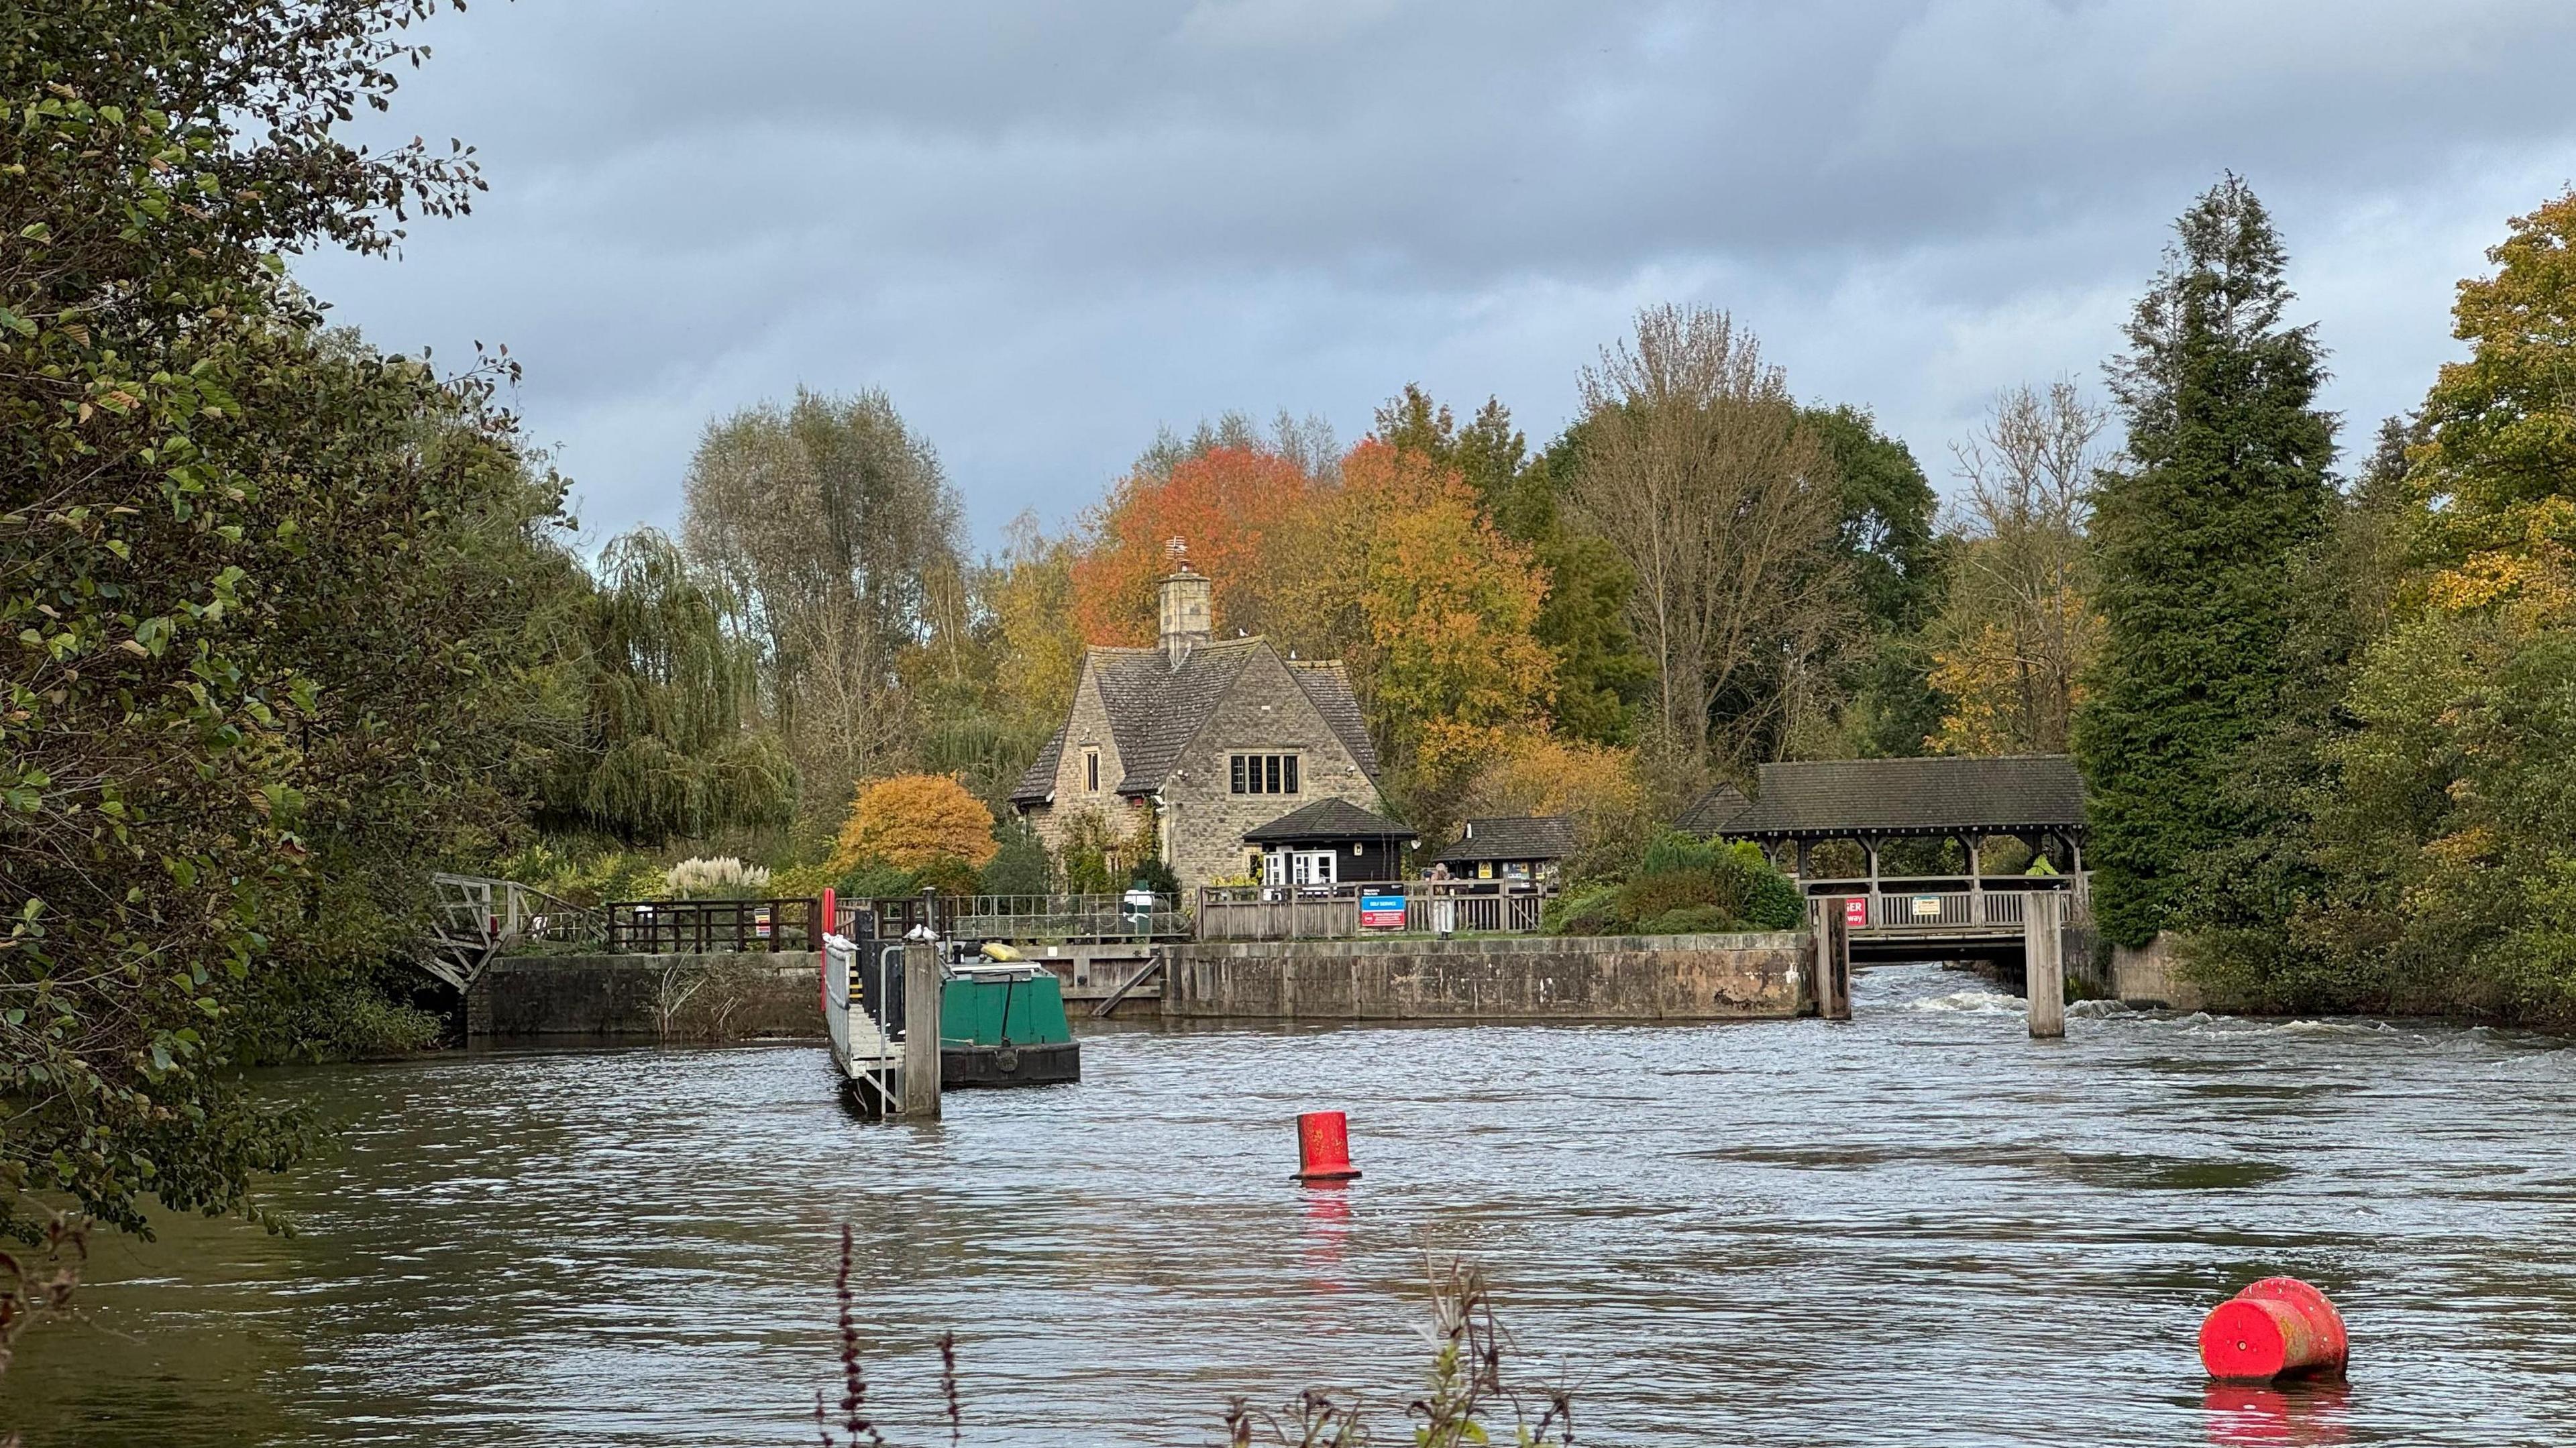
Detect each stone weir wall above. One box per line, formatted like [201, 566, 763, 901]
[1164, 933, 1811, 1022]
[466, 952, 822, 1042]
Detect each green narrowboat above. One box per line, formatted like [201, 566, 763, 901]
[939, 958, 1081, 1089]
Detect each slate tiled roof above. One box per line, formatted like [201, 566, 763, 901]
[1676, 783, 1752, 835]
[1006, 637, 1381, 807]
[1091, 639, 1264, 792]
[1009, 726, 1067, 806]
[1287, 660, 1380, 776]
[1244, 798, 1417, 844]
[1436, 816, 1576, 865]
[1717, 755, 2088, 837]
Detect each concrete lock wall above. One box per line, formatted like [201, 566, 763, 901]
[1164, 932, 1811, 1022]
[2109, 933, 2210, 1011]
[467, 952, 822, 1042]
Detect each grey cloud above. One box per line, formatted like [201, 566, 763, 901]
[299, 0, 2576, 543]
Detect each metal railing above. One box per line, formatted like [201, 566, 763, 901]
[1195, 880, 1552, 941]
[419, 874, 600, 987]
[953, 893, 1189, 942]
[603, 897, 825, 954]
[837, 893, 1191, 943]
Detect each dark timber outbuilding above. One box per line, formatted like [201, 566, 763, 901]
[1243, 798, 1417, 887]
[1435, 816, 1576, 883]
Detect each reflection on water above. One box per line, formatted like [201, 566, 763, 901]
[2204, 1382, 2351, 1446]
[8, 964, 2576, 1446]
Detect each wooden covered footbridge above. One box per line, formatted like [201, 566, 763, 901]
[1684, 754, 2090, 965]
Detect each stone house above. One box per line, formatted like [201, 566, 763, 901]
[1008, 556, 1397, 890]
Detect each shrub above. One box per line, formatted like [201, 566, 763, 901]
[1549, 832, 1805, 936]
[977, 822, 1051, 897]
[1712, 840, 1807, 931]
[664, 855, 773, 899]
[492, 838, 667, 907]
[1544, 883, 1627, 935]
[1619, 865, 1719, 923]
[1639, 905, 1733, 935]
[1639, 830, 1720, 877]
[1127, 855, 1182, 901]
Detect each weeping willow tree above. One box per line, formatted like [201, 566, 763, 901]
[547, 530, 796, 843]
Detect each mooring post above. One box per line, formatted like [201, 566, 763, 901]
[902, 940, 943, 1117]
[1806, 897, 1853, 1021]
[2025, 890, 2066, 1039]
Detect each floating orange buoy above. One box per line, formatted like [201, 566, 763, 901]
[1293, 1110, 1360, 1182]
[2200, 1277, 2348, 1382]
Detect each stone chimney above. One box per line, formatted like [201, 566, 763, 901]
[1159, 537, 1214, 666]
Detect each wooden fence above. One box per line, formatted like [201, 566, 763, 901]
[1195, 881, 1550, 942]
[602, 897, 825, 954]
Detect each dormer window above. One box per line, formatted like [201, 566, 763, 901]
[1230, 753, 1299, 795]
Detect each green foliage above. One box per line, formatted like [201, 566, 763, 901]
[1719, 840, 1811, 931]
[2196, 191, 2576, 1021]
[837, 860, 924, 901]
[1803, 404, 1950, 758]
[1619, 862, 1722, 922]
[1542, 883, 1625, 936]
[977, 818, 1051, 896]
[224, 961, 446, 1065]
[1380, 391, 1652, 746]
[1807, 404, 1947, 639]
[1639, 830, 1720, 877]
[681, 388, 967, 825]
[2076, 176, 2339, 948]
[1639, 905, 1733, 935]
[1546, 834, 1802, 935]
[490, 836, 667, 909]
[544, 531, 793, 845]
[1128, 854, 1182, 901]
[0, 0, 566, 1237]
[1517, 423, 1654, 746]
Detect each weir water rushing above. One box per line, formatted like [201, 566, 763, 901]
[8, 963, 2576, 1446]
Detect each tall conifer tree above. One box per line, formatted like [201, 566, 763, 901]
[2076, 176, 2338, 946]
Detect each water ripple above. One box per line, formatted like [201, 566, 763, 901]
[7, 962, 2576, 1447]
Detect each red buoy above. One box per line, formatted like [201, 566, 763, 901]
[2199, 1277, 2347, 1382]
[1293, 1110, 1360, 1182]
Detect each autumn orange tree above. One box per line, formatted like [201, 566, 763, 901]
[1071, 445, 1319, 645]
[1263, 441, 1558, 833]
[1456, 737, 1651, 881]
[830, 774, 999, 895]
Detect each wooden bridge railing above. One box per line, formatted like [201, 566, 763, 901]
[602, 897, 824, 954]
[1799, 875, 2088, 934]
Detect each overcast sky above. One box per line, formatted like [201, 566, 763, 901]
[297, 0, 2576, 549]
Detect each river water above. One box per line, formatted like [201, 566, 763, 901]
[7, 962, 2575, 1447]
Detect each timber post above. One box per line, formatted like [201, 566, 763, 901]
[2025, 890, 2066, 1039]
[1808, 897, 1852, 1021]
[902, 941, 943, 1117]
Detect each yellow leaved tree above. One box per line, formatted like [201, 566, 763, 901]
[830, 774, 999, 895]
